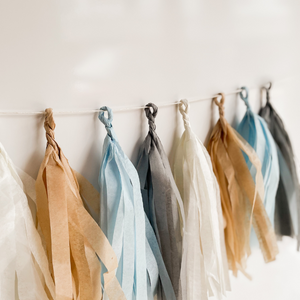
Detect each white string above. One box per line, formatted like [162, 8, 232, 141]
[0, 88, 243, 116]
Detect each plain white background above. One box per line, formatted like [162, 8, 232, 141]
[0, 0, 300, 299]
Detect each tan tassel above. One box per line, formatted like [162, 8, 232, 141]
[36, 108, 126, 300]
[207, 94, 278, 277]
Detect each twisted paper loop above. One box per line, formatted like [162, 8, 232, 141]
[213, 93, 225, 117]
[98, 106, 114, 138]
[239, 87, 251, 109]
[262, 83, 272, 104]
[44, 108, 58, 153]
[179, 99, 190, 128]
[145, 103, 158, 132]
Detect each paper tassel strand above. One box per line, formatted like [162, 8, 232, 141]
[2, 81, 299, 298]
[207, 93, 278, 277]
[173, 99, 230, 300]
[259, 89, 300, 249]
[0, 143, 55, 300]
[136, 103, 185, 298]
[98, 106, 176, 300]
[35, 108, 125, 300]
[236, 87, 280, 244]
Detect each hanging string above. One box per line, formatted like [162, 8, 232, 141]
[0, 89, 244, 116]
[0, 74, 298, 116]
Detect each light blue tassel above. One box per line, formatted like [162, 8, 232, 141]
[236, 87, 280, 245]
[98, 106, 176, 300]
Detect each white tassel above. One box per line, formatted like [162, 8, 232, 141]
[174, 100, 230, 300]
[0, 143, 55, 300]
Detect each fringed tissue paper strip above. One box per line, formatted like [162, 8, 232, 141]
[0, 142, 55, 300]
[207, 93, 278, 277]
[98, 106, 176, 300]
[136, 103, 185, 298]
[236, 87, 280, 244]
[259, 91, 300, 249]
[35, 108, 125, 300]
[173, 99, 230, 300]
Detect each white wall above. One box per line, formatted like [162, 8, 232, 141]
[0, 0, 300, 299]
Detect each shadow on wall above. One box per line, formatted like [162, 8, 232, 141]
[78, 113, 103, 191]
[168, 104, 183, 169]
[23, 114, 45, 179]
[130, 108, 148, 166]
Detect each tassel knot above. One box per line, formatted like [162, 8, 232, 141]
[213, 93, 225, 117]
[145, 103, 158, 133]
[179, 99, 190, 128]
[44, 108, 58, 153]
